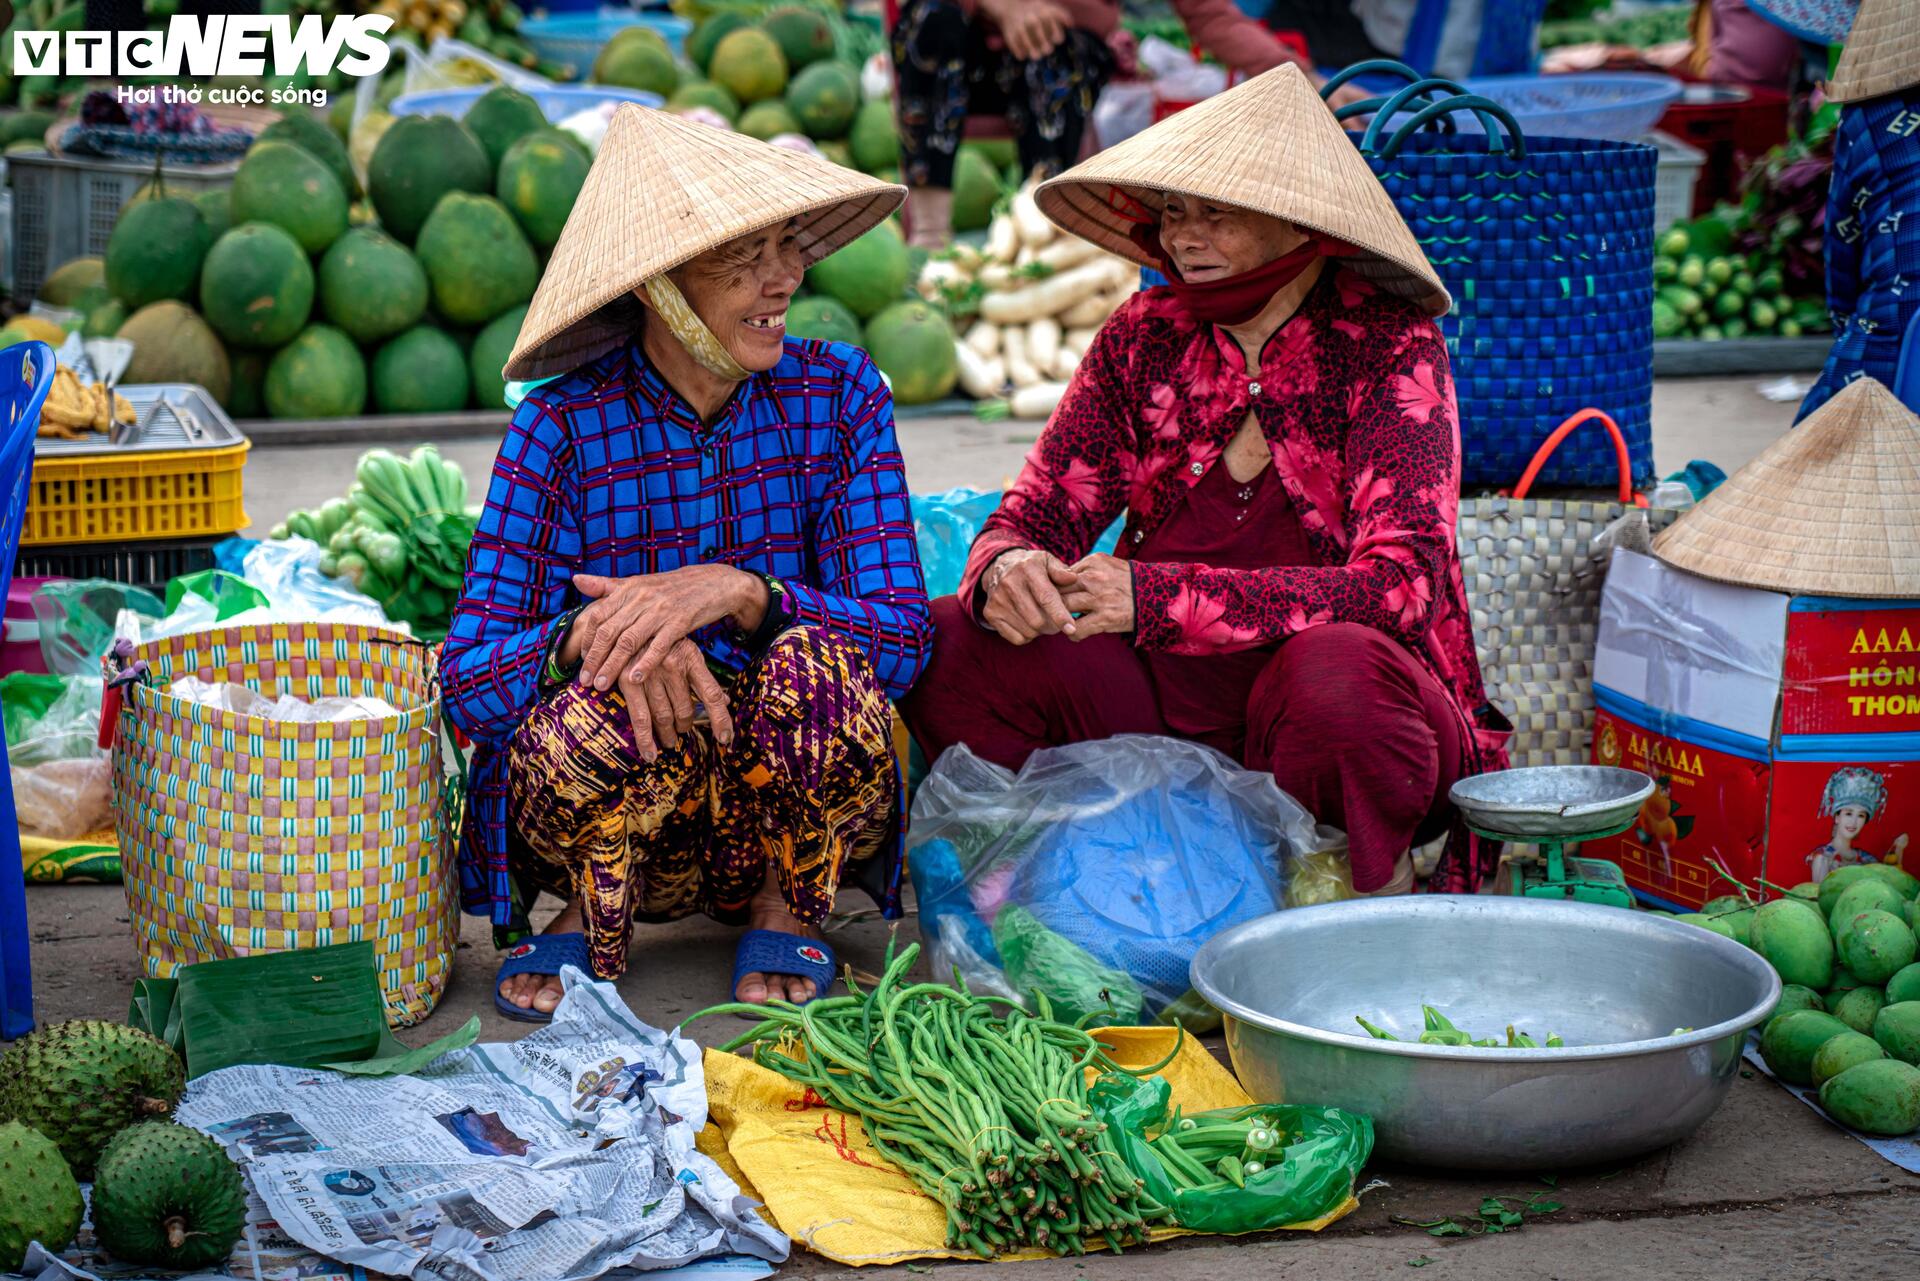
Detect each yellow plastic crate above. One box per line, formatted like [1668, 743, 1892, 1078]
[25, 440, 250, 546]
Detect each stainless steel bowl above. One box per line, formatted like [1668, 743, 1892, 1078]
[1448, 765, 1654, 837]
[1190, 896, 1780, 1169]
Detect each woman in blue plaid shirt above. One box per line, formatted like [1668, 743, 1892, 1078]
[442, 106, 931, 1021]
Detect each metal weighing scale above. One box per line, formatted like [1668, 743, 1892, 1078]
[1448, 766, 1655, 909]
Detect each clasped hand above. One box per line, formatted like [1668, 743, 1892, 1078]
[981, 549, 1133, 645]
[561, 565, 766, 760]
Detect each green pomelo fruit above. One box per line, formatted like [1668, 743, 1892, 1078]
[371, 325, 470, 412]
[1833, 985, 1888, 1036]
[848, 98, 899, 173]
[0, 1021, 184, 1179]
[864, 299, 957, 405]
[462, 84, 549, 169]
[228, 349, 268, 418]
[593, 36, 679, 96]
[1835, 909, 1917, 985]
[951, 144, 1001, 232]
[91, 1121, 246, 1268]
[710, 28, 789, 104]
[469, 303, 527, 410]
[1873, 1000, 1920, 1064]
[194, 187, 232, 241]
[231, 140, 349, 255]
[1758, 1009, 1851, 1087]
[1751, 897, 1836, 990]
[0, 1121, 83, 1272]
[737, 99, 801, 141]
[199, 223, 315, 349]
[117, 302, 230, 406]
[786, 294, 862, 346]
[807, 220, 908, 320]
[1884, 963, 1920, 1005]
[786, 59, 858, 139]
[105, 198, 210, 309]
[36, 256, 104, 305]
[1818, 1058, 1920, 1135]
[258, 111, 356, 200]
[367, 114, 493, 244]
[317, 226, 428, 344]
[668, 79, 742, 123]
[264, 324, 366, 419]
[415, 192, 539, 327]
[761, 6, 836, 70]
[497, 130, 589, 249]
[1812, 1030, 1887, 1088]
[688, 11, 753, 72]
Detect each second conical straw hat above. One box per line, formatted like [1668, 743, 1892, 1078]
[506, 105, 904, 381]
[1653, 378, 1920, 599]
[1034, 64, 1450, 317]
[1828, 0, 1920, 103]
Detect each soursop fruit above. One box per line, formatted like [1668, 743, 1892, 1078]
[0, 1020, 184, 1177]
[92, 1121, 247, 1269]
[0, 1120, 84, 1272]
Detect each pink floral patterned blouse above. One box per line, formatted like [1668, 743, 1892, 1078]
[958, 267, 1512, 891]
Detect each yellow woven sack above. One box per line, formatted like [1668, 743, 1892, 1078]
[111, 623, 460, 1028]
[698, 1025, 1358, 1266]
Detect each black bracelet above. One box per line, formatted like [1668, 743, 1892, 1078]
[542, 607, 584, 687]
[741, 573, 790, 652]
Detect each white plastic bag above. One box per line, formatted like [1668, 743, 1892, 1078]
[1092, 81, 1156, 148]
[167, 677, 406, 723]
[907, 736, 1327, 1023]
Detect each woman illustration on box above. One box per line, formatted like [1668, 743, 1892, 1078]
[1806, 766, 1909, 882]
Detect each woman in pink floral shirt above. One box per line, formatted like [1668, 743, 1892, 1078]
[901, 67, 1511, 894]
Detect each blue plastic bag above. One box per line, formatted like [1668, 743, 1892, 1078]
[910, 488, 1124, 601]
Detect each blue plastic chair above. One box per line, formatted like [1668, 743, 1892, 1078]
[0, 341, 57, 1041]
[1895, 308, 1920, 414]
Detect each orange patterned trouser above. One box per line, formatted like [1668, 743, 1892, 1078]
[506, 627, 897, 980]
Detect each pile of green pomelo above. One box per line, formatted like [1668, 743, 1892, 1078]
[1675, 863, 1920, 1136]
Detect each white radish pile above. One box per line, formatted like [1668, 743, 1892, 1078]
[918, 180, 1140, 419]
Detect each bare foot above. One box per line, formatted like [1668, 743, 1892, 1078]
[498, 898, 585, 1016]
[736, 867, 825, 1005]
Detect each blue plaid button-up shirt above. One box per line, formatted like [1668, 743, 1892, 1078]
[441, 337, 932, 934]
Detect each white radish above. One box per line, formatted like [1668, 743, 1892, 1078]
[1002, 325, 1041, 388]
[917, 258, 972, 302]
[1010, 381, 1070, 420]
[1049, 341, 1081, 381]
[964, 320, 1001, 358]
[979, 262, 1016, 291]
[986, 214, 1019, 264]
[1058, 292, 1114, 328]
[955, 344, 1006, 399]
[1014, 243, 1036, 269]
[948, 242, 985, 273]
[979, 258, 1114, 325]
[1063, 325, 1101, 351]
[1026, 317, 1061, 373]
[1034, 237, 1098, 271]
[1011, 186, 1054, 249]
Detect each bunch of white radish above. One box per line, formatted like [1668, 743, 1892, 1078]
[917, 180, 1140, 420]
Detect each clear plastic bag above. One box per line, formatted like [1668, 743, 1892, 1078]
[167, 677, 407, 723]
[908, 736, 1327, 1021]
[0, 670, 111, 838]
[31, 580, 165, 677]
[12, 757, 112, 838]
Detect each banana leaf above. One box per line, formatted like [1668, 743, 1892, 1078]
[129, 942, 478, 1080]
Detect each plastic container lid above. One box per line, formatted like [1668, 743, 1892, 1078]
[1453, 72, 1683, 142]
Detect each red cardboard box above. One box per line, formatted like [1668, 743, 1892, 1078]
[1585, 551, 1919, 909]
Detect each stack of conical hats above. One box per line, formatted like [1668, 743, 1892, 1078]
[1654, 378, 1920, 599]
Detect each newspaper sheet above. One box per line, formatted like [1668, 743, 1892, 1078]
[17, 970, 785, 1281]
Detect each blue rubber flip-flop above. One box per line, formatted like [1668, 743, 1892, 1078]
[493, 932, 591, 1023]
[732, 929, 837, 1006]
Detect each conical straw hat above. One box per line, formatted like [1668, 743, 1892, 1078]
[1653, 378, 1920, 599]
[1828, 0, 1919, 103]
[1034, 64, 1450, 317]
[506, 105, 904, 380]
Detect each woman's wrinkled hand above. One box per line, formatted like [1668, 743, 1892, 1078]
[620, 637, 735, 760]
[982, 549, 1080, 645]
[566, 565, 760, 691]
[983, 0, 1071, 61]
[1061, 552, 1134, 638]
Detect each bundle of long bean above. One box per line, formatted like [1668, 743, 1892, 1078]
[690, 941, 1182, 1257]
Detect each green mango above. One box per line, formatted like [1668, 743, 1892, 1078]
[1812, 1030, 1886, 1088]
[1819, 1058, 1920, 1135]
[1751, 898, 1836, 991]
[1832, 986, 1887, 1037]
[1835, 910, 1917, 985]
[1760, 1010, 1851, 1087]
[1873, 1001, 1920, 1065]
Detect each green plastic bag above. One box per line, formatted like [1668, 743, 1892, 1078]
[993, 904, 1146, 1026]
[164, 569, 270, 621]
[1089, 1073, 1374, 1235]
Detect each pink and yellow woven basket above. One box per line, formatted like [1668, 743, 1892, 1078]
[110, 622, 459, 1028]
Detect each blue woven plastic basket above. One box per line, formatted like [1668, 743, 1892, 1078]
[391, 84, 665, 122]
[1323, 62, 1659, 488]
[519, 10, 694, 76]
[0, 341, 56, 1040]
[1454, 72, 1682, 142]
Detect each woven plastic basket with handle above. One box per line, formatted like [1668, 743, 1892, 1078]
[108, 622, 460, 1028]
